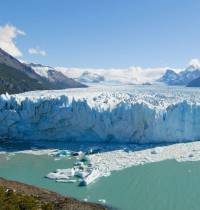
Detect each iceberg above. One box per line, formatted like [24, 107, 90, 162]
[80, 169, 101, 186]
[53, 150, 71, 157]
[75, 170, 90, 178]
[46, 168, 75, 180]
[56, 179, 77, 183]
[1, 85, 200, 143]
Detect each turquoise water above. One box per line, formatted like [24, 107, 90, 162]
[0, 153, 200, 210]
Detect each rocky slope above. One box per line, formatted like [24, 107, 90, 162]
[28, 63, 87, 89]
[0, 48, 50, 82]
[0, 177, 107, 210]
[0, 63, 46, 94]
[0, 48, 86, 94]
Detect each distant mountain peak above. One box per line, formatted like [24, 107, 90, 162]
[185, 64, 200, 72]
[158, 69, 179, 84]
[28, 62, 87, 89]
[158, 66, 200, 86]
[79, 71, 105, 83]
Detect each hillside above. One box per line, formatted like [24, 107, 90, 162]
[0, 48, 86, 94]
[0, 63, 47, 94]
[0, 48, 44, 80]
[0, 177, 107, 210]
[28, 63, 87, 89]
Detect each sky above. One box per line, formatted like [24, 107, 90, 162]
[0, 0, 200, 69]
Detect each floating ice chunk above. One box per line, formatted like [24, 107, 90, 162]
[82, 155, 91, 162]
[56, 168, 75, 177]
[46, 168, 75, 180]
[151, 150, 157, 155]
[98, 199, 106, 204]
[72, 151, 84, 157]
[46, 172, 69, 180]
[188, 154, 194, 158]
[151, 147, 163, 154]
[54, 158, 61, 161]
[56, 179, 77, 183]
[74, 161, 85, 167]
[123, 147, 130, 153]
[75, 170, 89, 178]
[86, 146, 101, 154]
[103, 172, 111, 177]
[54, 150, 71, 157]
[15, 149, 56, 156]
[80, 169, 101, 186]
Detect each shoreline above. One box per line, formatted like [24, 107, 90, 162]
[0, 177, 108, 210]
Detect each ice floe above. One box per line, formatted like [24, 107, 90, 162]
[44, 141, 200, 185]
[3, 141, 200, 186]
[79, 169, 101, 186]
[88, 141, 200, 178]
[46, 168, 75, 180]
[98, 199, 106, 204]
[45, 142, 200, 185]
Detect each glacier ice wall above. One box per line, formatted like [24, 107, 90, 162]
[1, 86, 200, 143]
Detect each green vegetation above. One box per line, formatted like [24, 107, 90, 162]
[0, 187, 53, 210]
[0, 177, 106, 210]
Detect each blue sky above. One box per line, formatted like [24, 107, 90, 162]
[0, 0, 200, 68]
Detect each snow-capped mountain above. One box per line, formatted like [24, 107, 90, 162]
[158, 69, 179, 85]
[185, 64, 200, 87]
[0, 48, 45, 81]
[0, 48, 86, 94]
[158, 65, 200, 85]
[27, 63, 87, 89]
[79, 71, 105, 83]
[0, 48, 55, 94]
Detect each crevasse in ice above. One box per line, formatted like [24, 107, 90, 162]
[0, 85, 200, 143]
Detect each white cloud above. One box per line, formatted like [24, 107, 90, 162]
[0, 24, 25, 57]
[28, 47, 47, 56]
[189, 58, 200, 69]
[56, 66, 168, 84]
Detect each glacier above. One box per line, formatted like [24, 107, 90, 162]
[1, 85, 200, 143]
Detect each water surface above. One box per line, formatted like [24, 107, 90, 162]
[0, 153, 200, 210]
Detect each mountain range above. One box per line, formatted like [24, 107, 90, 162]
[27, 63, 87, 89]
[158, 65, 200, 86]
[1, 46, 200, 94]
[0, 48, 86, 94]
[78, 71, 105, 83]
[58, 65, 200, 87]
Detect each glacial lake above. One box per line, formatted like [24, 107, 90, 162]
[0, 152, 200, 210]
